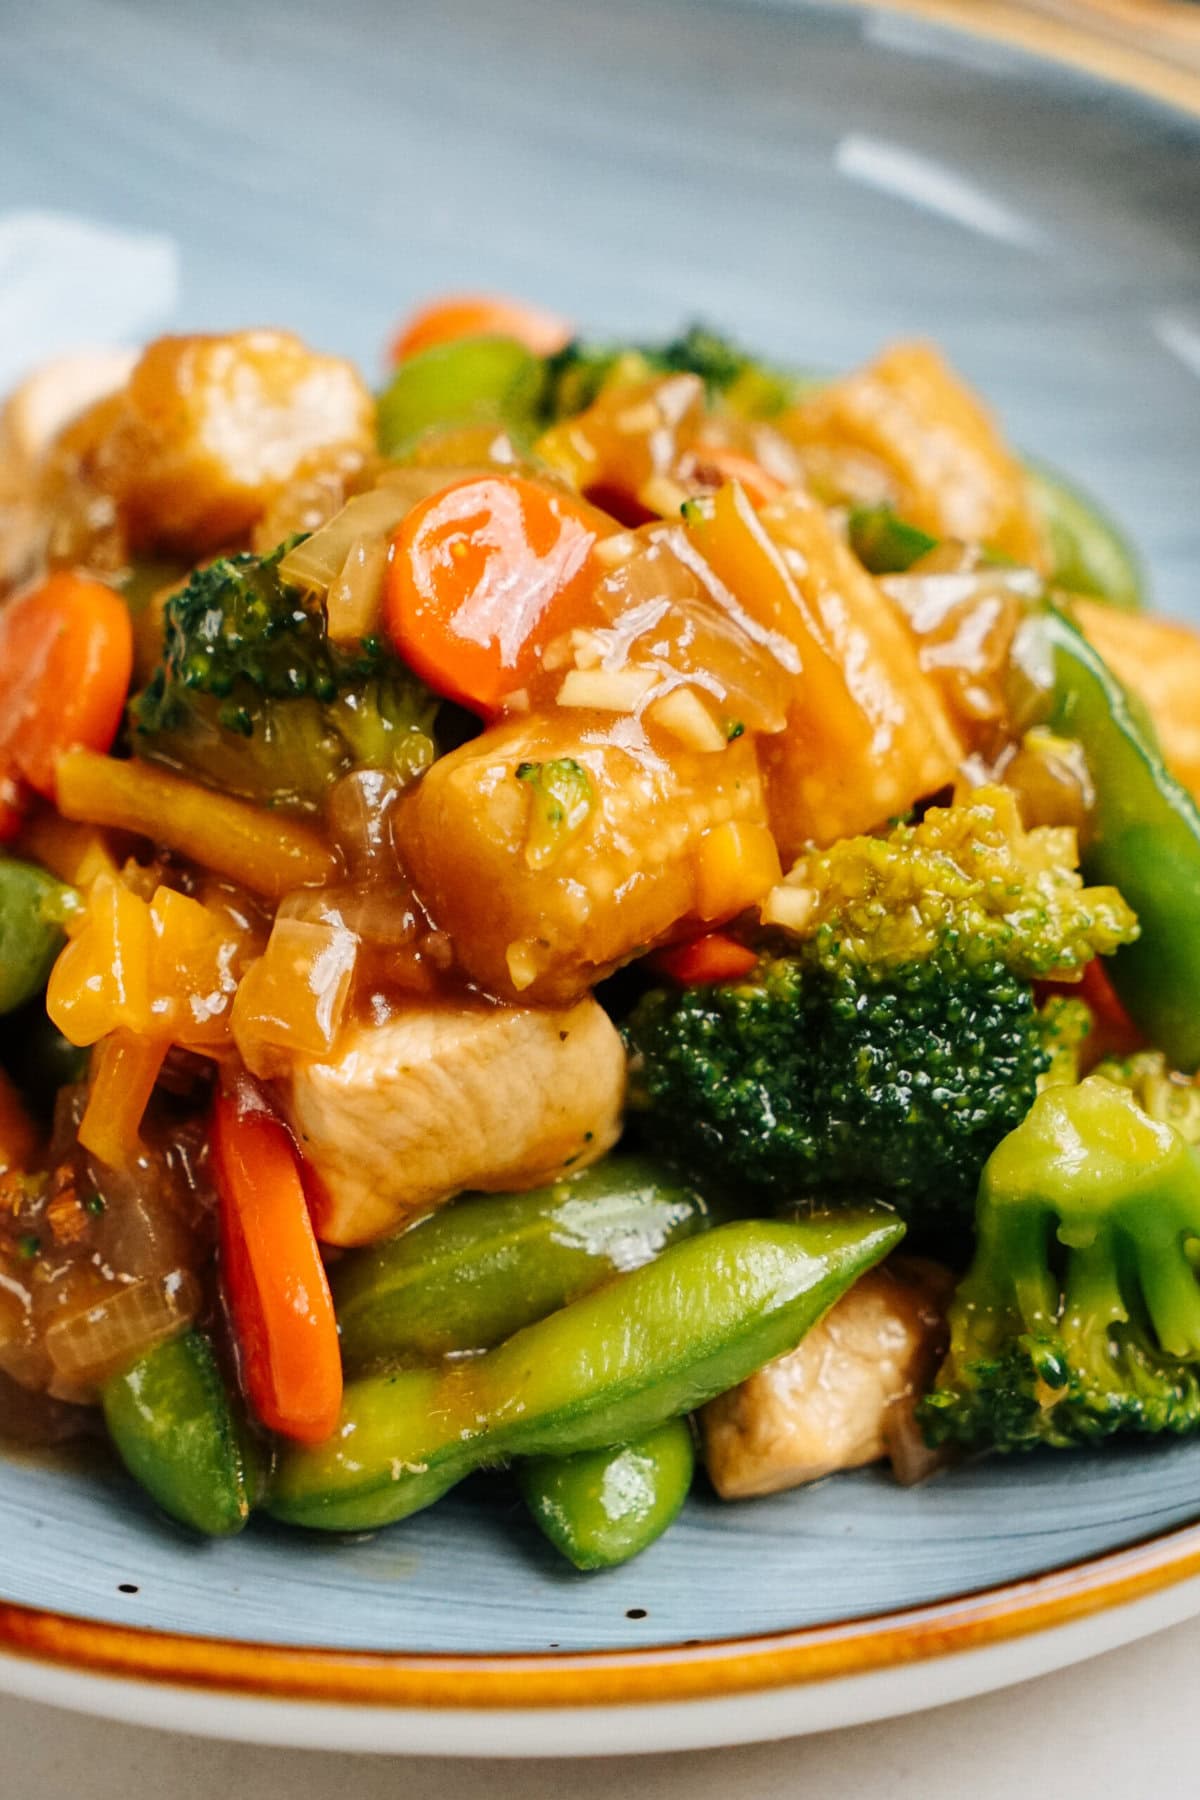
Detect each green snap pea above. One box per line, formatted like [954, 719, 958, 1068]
[269, 1211, 904, 1533]
[0, 859, 74, 1015]
[518, 1419, 695, 1570]
[847, 505, 938, 575]
[1015, 605, 1200, 1068]
[376, 335, 545, 458]
[333, 1155, 718, 1373]
[102, 1330, 260, 1537]
[1026, 463, 1144, 611]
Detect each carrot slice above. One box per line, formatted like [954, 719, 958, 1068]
[211, 1081, 342, 1445]
[384, 474, 603, 714]
[390, 293, 571, 363]
[0, 572, 132, 838]
[651, 933, 759, 985]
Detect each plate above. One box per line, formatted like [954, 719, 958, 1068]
[1, 0, 1199, 1755]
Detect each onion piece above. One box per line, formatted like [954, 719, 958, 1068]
[278, 473, 460, 597]
[326, 532, 391, 642]
[44, 1270, 200, 1392]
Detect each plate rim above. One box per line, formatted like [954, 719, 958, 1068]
[836, 0, 1200, 117]
[3, 0, 1200, 1736]
[2, 1517, 1200, 1709]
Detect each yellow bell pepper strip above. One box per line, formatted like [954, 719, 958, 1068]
[54, 751, 338, 899]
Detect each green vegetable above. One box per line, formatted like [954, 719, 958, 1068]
[847, 504, 937, 575]
[518, 1419, 695, 1570]
[1091, 1050, 1200, 1144]
[102, 1331, 259, 1536]
[377, 335, 545, 458]
[544, 325, 810, 423]
[133, 541, 437, 811]
[0, 859, 75, 1015]
[270, 1212, 903, 1532]
[335, 1155, 717, 1374]
[1016, 605, 1200, 1068]
[516, 757, 594, 868]
[1026, 463, 1144, 611]
[921, 1076, 1200, 1452]
[626, 787, 1136, 1237]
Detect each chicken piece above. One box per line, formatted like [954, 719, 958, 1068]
[754, 492, 963, 856]
[701, 1259, 951, 1499]
[0, 348, 137, 484]
[46, 329, 374, 559]
[0, 348, 137, 590]
[1075, 599, 1200, 800]
[400, 711, 778, 1005]
[283, 995, 625, 1246]
[783, 341, 1048, 568]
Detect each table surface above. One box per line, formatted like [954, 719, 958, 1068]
[4, 1611, 1197, 1796]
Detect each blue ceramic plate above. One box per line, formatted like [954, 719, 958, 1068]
[1, 0, 1199, 1754]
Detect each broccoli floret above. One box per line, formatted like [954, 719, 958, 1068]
[1092, 1050, 1200, 1145]
[134, 542, 437, 812]
[920, 1076, 1200, 1451]
[543, 325, 802, 422]
[624, 788, 1137, 1238]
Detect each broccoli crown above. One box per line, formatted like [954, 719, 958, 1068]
[134, 542, 437, 812]
[1091, 1050, 1200, 1146]
[625, 789, 1139, 1238]
[776, 785, 1136, 982]
[920, 1076, 1200, 1452]
[543, 325, 799, 423]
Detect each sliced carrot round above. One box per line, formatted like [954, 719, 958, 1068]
[384, 474, 603, 714]
[390, 293, 571, 364]
[0, 571, 133, 826]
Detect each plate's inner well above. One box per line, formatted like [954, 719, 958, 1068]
[1, 0, 1198, 1658]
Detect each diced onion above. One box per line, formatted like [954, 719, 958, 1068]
[647, 686, 727, 753]
[278, 473, 459, 597]
[326, 532, 391, 642]
[557, 667, 658, 712]
[45, 1271, 199, 1390]
[760, 882, 817, 933]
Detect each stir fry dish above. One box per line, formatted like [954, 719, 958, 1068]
[1, 292, 1199, 1569]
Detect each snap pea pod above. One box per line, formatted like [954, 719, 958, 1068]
[0, 859, 74, 1015]
[847, 505, 938, 575]
[518, 1419, 695, 1571]
[269, 1212, 904, 1532]
[377, 335, 545, 458]
[1026, 463, 1144, 611]
[102, 1330, 259, 1537]
[333, 1156, 718, 1373]
[1016, 605, 1200, 1068]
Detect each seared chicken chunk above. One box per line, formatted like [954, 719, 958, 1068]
[283, 996, 625, 1246]
[46, 329, 374, 559]
[400, 711, 777, 1005]
[702, 1260, 950, 1499]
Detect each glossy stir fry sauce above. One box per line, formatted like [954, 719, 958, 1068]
[0, 294, 1197, 1563]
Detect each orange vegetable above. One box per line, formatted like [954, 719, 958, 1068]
[78, 1031, 168, 1168]
[384, 474, 604, 713]
[651, 933, 759, 985]
[211, 1081, 342, 1445]
[1074, 599, 1200, 801]
[695, 448, 784, 508]
[55, 750, 338, 898]
[390, 293, 571, 363]
[0, 1069, 38, 1172]
[0, 573, 132, 839]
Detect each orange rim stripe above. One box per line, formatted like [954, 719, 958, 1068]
[1, 1519, 1199, 1708]
[855, 0, 1200, 118]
